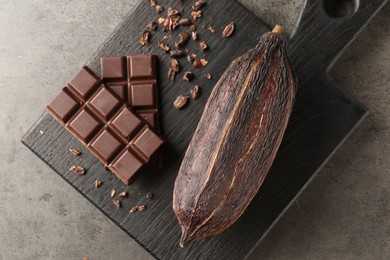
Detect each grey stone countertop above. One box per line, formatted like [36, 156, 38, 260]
[1, 0, 389, 259]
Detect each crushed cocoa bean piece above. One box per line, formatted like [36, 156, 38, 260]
[69, 165, 85, 175]
[113, 199, 122, 208]
[192, 31, 198, 40]
[110, 189, 116, 198]
[158, 40, 170, 52]
[119, 191, 128, 198]
[192, 1, 206, 11]
[222, 22, 235, 38]
[39, 130, 44, 135]
[175, 32, 190, 47]
[183, 71, 194, 81]
[148, 21, 158, 31]
[149, 0, 157, 7]
[187, 55, 194, 63]
[69, 148, 81, 156]
[138, 205, 146, 212]
[205, 73, 212, 80]
[94, 179, 102, 188]
[167, 7, 180, 17]
[157, 17, 165, 24]
[200, 40, 208, 51]
[168, 59, 180, 81]
[170, 49, 183, 57]
[208, 26, 216, 33]
[173, 95, 189, 110]
[179, 18, 192, 26]
[190, 24, 196, 32]
[155, 5, 164, 13]
[191, 10, 203, 21]
[139, 30, 152, 45]
[130, 206, 138, 213]
[190, 85, 200, 100]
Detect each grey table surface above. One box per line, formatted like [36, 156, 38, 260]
[1, 0, 389, 259]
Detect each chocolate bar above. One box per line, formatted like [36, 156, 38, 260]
[101, 55, 159, 130]
[46, 67, 164, 184]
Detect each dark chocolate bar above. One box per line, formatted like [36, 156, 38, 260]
[101, 55, 159, 130]
[47, 67, 164, 184]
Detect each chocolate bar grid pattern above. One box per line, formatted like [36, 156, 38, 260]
[46, 67, 164, 184]
[101, 55, 159, 130]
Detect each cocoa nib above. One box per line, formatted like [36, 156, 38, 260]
[119, 191, 128, 198]
[139, 30, 151, 45]
[183, 71, 194, 81]
[173, 95, 189, 110]
[208, 26, 216, 33]
[146, 192, 154, 199]
[157, 17, 165, 24]
[149, 0, 157, 7]
[205, 73, 212, 80]
[168, 58, 180, 81]
[187, 55, 194, 63]
[110, 189, 116, 197]
[167, 7, 180, 17]
[191, 10, 203, 21]
[155, 5, 164, 13]
[170, 49, 183, 57]
[138, 205, 146, 212]
[193, 58, 208, 68]
[190, 85, 200, 100]
[164, 16, 180, 31]
[175, 32, 190, 47]
[113, 199, 122, 208]
[199, 41, 208, 51]
[158, 40, 170, 52]
[148, 21, 158, 31]
[190, 24, 196, 32]
[69, 165, 85, 175]
[192, 31, 198, 40]
[192, 1, 206, 11]
[179, 19, 192, 26]
[130, 206, 138, 213]
[94, 179, 102, 188]
[69, 148, 81, 156]
[222, 22, 235, 38]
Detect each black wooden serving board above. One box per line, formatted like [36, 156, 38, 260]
[21, 0, 388, 259]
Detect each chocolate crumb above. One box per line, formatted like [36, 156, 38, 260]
[69, 148, 81, 156]
[69, 165, 85, 175]
[173, 95, 189, 110]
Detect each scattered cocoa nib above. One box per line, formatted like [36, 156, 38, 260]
[163, 34, 172, 39]
[113, 199, 122, 208]
[170, 49, 183, 57]
[69, 165, 85, 175]
[192, 31, 198, 40]
[157, 17, 165, 24]
[179, 18, 192, 26]
[48, 152, 53, 156]
[222, 22, 235, 38]
[183, 71, 194, 81]
[69, 148, 81, 156]
[149, 0, 157, 7]
[175, 32, 190, 47]
[192, 1, 206, 11]
[193, 58, 208, 68]
[173, 95, 189, 110]
[130, 206, 138, 213]
[39, 130, 44, 135]
[138, 205, 147, 212]
[200, 41, 208, 51]
[110, 189, 116, 198]
[202, 24, 207, 29]
[119, 191, 128, 198]
[168, 58, 180, 81]
[155, 5, 164, 13]
[208, 26, 216, 33]
[190, 85, 200, 100]
[148, 21, 158, 31]
[158, 40, 170, 52]
[205, 73, 212, 80]
[167, 7, 180, 17]
[190, 24, 196, 32]
[94, 179, 102, 188]
[191, 10, 203, 21]
[164, 17, 177, 31]
[139, 30, 151, 45]
[190, 53, 197, 59]
[187, 55, 194, 63]
[146, 192, 154, 199]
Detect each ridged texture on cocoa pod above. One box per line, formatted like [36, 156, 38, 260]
[173, 25, 297, 247]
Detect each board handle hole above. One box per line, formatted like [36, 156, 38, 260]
[323, 0, 359, 18]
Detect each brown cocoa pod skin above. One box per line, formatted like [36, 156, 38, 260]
[173, 26, 297, 247]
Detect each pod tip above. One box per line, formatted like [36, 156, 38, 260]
[272, 24, 284, 35]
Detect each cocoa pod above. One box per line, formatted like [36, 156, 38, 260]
[173, 25, 297, 247]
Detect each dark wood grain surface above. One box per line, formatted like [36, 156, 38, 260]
[21, 0, 387, 259]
